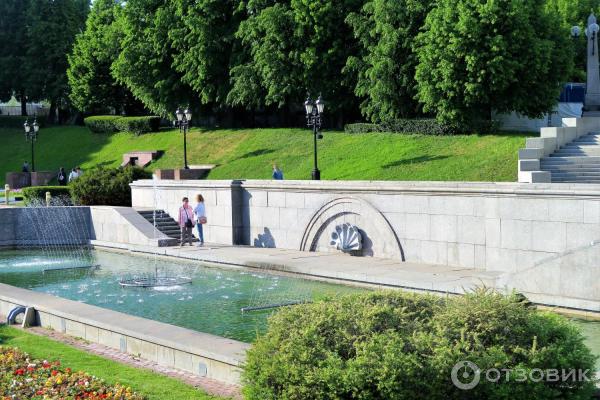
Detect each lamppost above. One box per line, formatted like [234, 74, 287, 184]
[304, 95, 325, 180]
[23, 118, 39, 172]
[174, 107, 192, 169]
[572, 13, 600, 115]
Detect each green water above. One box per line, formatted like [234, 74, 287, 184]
[0, 249, 362, 342]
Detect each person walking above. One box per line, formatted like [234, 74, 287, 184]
[57, 167, 67, 186]
[178, 197, 195, 247]
[68, 166, 82, 182]
[272, 164, 284, 180]
[22, 161, 29, 173]
[194, 194, 206, 246]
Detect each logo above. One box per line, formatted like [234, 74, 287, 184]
[451, 361, 481, 390]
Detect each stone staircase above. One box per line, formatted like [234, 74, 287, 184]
[137, 209, 197, 243]
[541, 132, 600, 183]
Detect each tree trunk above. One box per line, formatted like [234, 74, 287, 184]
[20, 92, 27, 116]
[48, 100, 57, 124]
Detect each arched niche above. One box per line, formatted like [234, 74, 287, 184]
[299, 196, 404, 260]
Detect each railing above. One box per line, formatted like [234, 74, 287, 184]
[0, 105, 49, 117]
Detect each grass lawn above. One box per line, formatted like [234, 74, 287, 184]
[0, 324, 224, 400]
[0, 126, 534, 186]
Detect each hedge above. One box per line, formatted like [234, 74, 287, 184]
[0, 115, 48, 129]
[243, 289, 597, 400]
[22, 186, 72, 205]
[84, 115, 161, 135]
[345, 118, 456, 135]
[70, 166, 151, 206]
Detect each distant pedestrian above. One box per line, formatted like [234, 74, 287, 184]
[272, 164, 284, 180]
[178, 197, 195, 247]
[194, 194, 206, 246]
[22, 161, 29, 173]
[68, 166, 82, 182]
[57, 167, 67, 186]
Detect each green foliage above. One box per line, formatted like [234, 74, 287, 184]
[24, 0, 89, 120]
[345, 0, 433, 122]
[70, 166, 151, 206]
[0, 116, 47, 129]
[244, 289, 597, 400]
[21, 186, 72, 205]
[229, 0, 362, 116]
[345, 119, 455, 135]
[415, 0, 573, 127]
[0, 0, 29, 106]
[67, 0, 142, 114]
[84, 116, 160, 135]
[83, 116, 122, 133]
[112, 0, 195, 116]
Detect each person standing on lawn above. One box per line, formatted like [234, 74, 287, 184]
[194, 194, 206, 246]
[57, 167, 67, 186]
[272, 164, 284, 180]
[178, 197, 195, 247]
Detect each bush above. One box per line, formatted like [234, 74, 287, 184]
[83, 115, 121, 133]
[0, 115, 48, 129]
[84, 115, 161, 135]
[70, 166, 151, 206]
[345, 119, 456, 135]
[0, 347, 144, 399]
[243, 289, 597, 400]
[21, 186, 72, 205]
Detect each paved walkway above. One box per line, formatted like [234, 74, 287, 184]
[5, 322, 242, 399]
[91, 240, 503, 295]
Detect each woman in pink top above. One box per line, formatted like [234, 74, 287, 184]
[178, 197, 195, 247]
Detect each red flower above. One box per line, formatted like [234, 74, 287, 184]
[51, 369, 58, 376]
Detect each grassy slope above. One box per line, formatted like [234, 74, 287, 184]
[0, 126, 534, 185]
[0, 325, 222, 400]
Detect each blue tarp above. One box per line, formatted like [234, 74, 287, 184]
[559, 83, 585, 103]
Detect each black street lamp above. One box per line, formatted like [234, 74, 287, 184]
[23, 118, 39, 172]
[304, 95, 325, 180]
[174, 107, 192, 169]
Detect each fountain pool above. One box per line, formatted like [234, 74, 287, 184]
[0, 249, 362, 342]
[0, 248, 599, 370]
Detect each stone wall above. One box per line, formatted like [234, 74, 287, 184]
[131, 179, 600, 309]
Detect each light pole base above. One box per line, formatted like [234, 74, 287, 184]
[311, 169, 321, 181]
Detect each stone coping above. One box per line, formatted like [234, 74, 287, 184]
[0, 283, 249, 366]
[130, 179, 600, 198]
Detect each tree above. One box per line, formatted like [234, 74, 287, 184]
[415, 0, 573, 127]
[345, 0, 434, 123]
[545, 0, 596, 82]
[25, 0, 89, 122]
[0, 0, 30, 115]
[170, 0, 240, 107]
[229, 0, 363, 125]
[112, 0, 195, 116]
[68, 0, 144, 114]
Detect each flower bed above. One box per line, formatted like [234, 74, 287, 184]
[0, 347, 145, 399]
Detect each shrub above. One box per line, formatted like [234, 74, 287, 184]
[0, 347, 144, 399]
[345, 119, 456, 135]
[70, 166, 151, 206]
[243, 289, 597, 400]
[0, 115, 48, 129]
[84, 115, 161, 135]
[21, 186, 72, 205]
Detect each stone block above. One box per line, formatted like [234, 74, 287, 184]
[174, 168, 210, 180]
[401, 195, 429, 214]
[430, 214, 457, 242]
[279, 208, 298, 225]
[248, 191, 267, 207]
[267, 191, 286, 207]
[531, 221, 566, 253]
[518, 159, 540, 172]
[447, 243, 475, 268]
[174, 350, 193, 372]
[5, 172, 30, 189]
[583, 201, 600, 224]
[404, 214, 430, 241]
[486, 247, 518, 273]
[500, 219, 532, 250]
[484, 218, 501, 247]
[285, 192, 305, 209]
[157, 347, 175, 367]
[548, 199, 584, 223]
[216, 190, 232, 206]
[85, 325, 100, 343]
[140, 341, 158, 362]
[566, 223, 600, 248]
[31, 171, 55, 186]
[518, 148, 544, 160]
[420, 240, 447, 265]
[457, 215, 485, 245]
[526, 137, 556, 156]
[154, 169, 174, 180]
[474, 245, 486, 269]
[65, 320, 86, 339]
